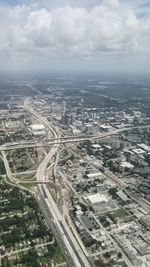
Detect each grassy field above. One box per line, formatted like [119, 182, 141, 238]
[111, 208, 127, 219]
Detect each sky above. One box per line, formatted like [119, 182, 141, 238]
[0, 0, 150, 74]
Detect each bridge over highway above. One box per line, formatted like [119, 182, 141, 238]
[1, 124, 150, 151]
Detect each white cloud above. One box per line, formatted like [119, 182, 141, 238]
[103, 0, 120, 8]
[0, 0, 150, 71]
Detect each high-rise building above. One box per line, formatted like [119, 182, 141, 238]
[61, 111, 73, 125]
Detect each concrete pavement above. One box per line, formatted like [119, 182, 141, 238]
[25, 102, 92, 267]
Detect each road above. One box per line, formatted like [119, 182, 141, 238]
[1, 150, 14, 184]
[26, 83, 41, 95]
[2, 99, 149, 266]
[1, 124, 150, 151]
[57, 166, 133, 267]
[1, 239, 54, 259]
[84, 155, 150, 213]
[104, 168, 150, 212]
[24, 102, 92, 267]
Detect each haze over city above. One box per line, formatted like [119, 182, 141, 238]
[0, 1, 150, 267]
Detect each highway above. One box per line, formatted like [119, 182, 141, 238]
[2, 100, 149, 266]
[24, 102, 92, 267]
[57, 165, 133, 267]
[0, 131, 121, 151]
[1, 124, 150, 151]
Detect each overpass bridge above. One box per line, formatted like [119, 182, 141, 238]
[0, 129, 124, 151]
[1, 124, 150, 151]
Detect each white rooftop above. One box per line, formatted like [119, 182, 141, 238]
[100, 124, 112, 129]
[87, 172, 104, 178]
[138, 144, 150, 152]
[91, 144, 102, 149]
[121, 161, 134, 169]
[132, 148, 145, 154]
[88, 193, 109, 204]
[31, 124, 45, 131]
[32, 131, 45, 136]
[85, 123, 93, 127]
[116, 190, 128, 202]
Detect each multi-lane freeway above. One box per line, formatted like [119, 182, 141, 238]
[2, 100, 150, 266]
[24, 103, 92, 267]
[1, 124, 150, 151]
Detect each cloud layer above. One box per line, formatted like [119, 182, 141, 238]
[0, 0, 150, 72]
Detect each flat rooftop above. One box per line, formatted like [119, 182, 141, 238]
[87, 172, 104, 179]
[30, 124, 45, 131]
[88, 193, 109, 204]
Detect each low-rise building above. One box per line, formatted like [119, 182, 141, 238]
[30, 124, 45, 136]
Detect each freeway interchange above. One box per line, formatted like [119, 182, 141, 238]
[0, 129, 123, 151]
[1, 124, 150, 152]
[24, 103, 92, 267]
[1, 101, 150, 267]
